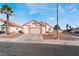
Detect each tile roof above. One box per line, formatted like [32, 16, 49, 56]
[23, 19, 53, 28]
[0, 19, 23, 28]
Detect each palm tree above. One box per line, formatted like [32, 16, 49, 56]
[0, 4, 13, 35]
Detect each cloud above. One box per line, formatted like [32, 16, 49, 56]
[58, 4, 77, 14]
[67, 4, 76, 13]
[26, 4, 38, 12]
[58, 6, 65, 14]
[70, 7, 76, 13]
[48, 17, 56, 20]
[25, 3, 56, 16]
[26, 3, 46, 15]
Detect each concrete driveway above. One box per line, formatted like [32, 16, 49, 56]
[10, 34, 43, 42]
[1, 34, 78, 46]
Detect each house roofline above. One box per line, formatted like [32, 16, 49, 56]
[0, 18, 23, 28]
[23, 19, 41, 26]
[23, 19, 53, 28]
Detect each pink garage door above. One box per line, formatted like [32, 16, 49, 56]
[29, 27, 41, 34]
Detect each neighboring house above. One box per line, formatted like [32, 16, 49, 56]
[23, 20, 53, 34]
[9, 22, 23, 33]
[71, 27, 79, 33]
[0, 19, 6, 32]
[0, 19, 23, 33]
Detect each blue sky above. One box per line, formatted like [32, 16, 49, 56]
[0, 3, 79, 30]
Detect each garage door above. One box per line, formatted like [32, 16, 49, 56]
[29, 27, 41, 34]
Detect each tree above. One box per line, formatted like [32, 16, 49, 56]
[0, 4, 13, 35]
[66, 24, 72, 32]
[69, 26, 72, 31]
[54, 24, 61, 30]
[66, 24, 69, 30]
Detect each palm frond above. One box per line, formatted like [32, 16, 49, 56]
[10, 10, 13, 13]
[0, 4, 14, 15]
[2, 4, 8, 9]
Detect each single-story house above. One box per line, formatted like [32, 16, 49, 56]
[23, 20, 53, 34]
[0, 19, 23, 33]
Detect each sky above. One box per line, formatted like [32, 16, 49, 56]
[0, 3, 79, 30]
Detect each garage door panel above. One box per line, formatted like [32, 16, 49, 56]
[29, 27, 41, 34]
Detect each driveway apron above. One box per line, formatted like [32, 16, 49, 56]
[9, 34, 43, 42]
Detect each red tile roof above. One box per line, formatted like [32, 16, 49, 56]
[23, 19, 53, 28]
[0, 19, 23, 28]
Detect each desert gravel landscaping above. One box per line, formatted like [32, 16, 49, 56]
[43, 32, 79, 40]
[0, 33, 23, 39]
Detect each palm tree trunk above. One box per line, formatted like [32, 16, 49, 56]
[6, 14, 9, 35]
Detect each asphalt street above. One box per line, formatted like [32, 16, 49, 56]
[0, 42, 79, 56]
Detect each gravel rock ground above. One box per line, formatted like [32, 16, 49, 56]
[43, 33, 79, 40]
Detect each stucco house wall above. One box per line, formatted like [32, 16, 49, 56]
[23, 20, 53, 34]
[0, 19, 23, 33]
[46, 25, 53, 32]
[23, 26, 29, 33]
[41, 26, 46, 33]
[9, 26, 22, 33]
[9, 27, 17, 33]
[23, 20, 41, 34]
[0, 21, 5, 31]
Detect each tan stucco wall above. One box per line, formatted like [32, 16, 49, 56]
[9, 26, 22, 33]
[0, 21, 5, 31]
[45, 25, 53, 32]
[23, 21, 41, 34]
[23, 21, 53, 34]
[42, 26, 46, 34]
[27, 21, 40, 27]
[23, 26, 29, 33]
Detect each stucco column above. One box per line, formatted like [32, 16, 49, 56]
[40, 24, 42, 34]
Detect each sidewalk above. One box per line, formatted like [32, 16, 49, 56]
[0, 34, 79, 46]
[8, 39, 79, 46]
[65, 34, 79, 39]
